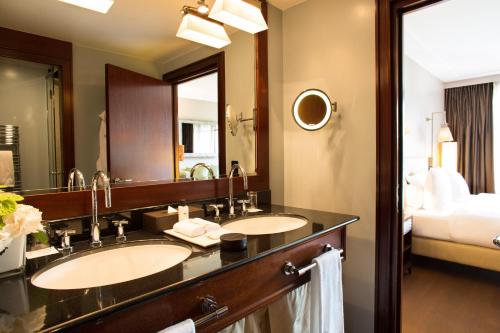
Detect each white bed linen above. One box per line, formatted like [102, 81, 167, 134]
[412, 194, 500, 249]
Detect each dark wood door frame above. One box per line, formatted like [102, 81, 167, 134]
[375, 1, 442, 332]
[163, 52, 227, 178]
[0, 27, 75, 182]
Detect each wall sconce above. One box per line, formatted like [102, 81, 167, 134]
[226, 104, 256, 136]
[425, 111, 453, 167]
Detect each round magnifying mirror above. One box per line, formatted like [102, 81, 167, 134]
[292, 89, 333, 131]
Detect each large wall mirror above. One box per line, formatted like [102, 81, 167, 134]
[0, 0, 262, 195]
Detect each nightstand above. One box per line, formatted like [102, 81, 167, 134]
[403, 215, 412, 274]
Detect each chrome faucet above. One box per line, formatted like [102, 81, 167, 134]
[190, 163, 216, 180]
[494, 235, 500, 248]
[91, 171, 112, 247]
[228, 164, 248, 217]
[67, 168, 86, 191]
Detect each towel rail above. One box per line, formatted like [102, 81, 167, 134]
[193, 296, 229, 328]
[283, 244, 343, 277]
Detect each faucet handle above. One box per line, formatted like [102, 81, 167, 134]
[209, 204, 224, 222]
[112, 220, 128, 242]
[237, 199, 250, 215]
[55, 229, 76, 253]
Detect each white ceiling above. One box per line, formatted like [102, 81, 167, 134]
[269, 0, 307, 10]
[404, 0, 500, 83]
[0, 0, 239, 62]
[178, 73, 218, 102]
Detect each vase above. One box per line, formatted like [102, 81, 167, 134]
[0, 236, 26, 279]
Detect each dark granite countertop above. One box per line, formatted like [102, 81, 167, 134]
[0, 205, 358, 332]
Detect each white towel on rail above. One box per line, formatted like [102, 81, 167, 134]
[310, 249, 344, 333]
[157, 319, 195, 333]
[0, 150, 14, 187]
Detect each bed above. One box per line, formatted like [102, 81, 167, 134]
[404, 159, 500, 272]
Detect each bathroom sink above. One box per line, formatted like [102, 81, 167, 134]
[223, 215, 308, 235]
[31, 240, 192, 290]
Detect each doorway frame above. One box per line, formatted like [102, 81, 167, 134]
[375, 0, 443, 332]
[163, 52, 227, 178]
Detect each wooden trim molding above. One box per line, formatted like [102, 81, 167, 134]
[20, 1, 269, 220]
[163, 52, 227, 177]
[375, 1, 442, 333]
[0, 27, 75, 182]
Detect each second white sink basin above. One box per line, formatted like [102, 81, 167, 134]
[31, 240, 192, 290]
[223, 215, 308, 235]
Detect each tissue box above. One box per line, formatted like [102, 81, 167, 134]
[143, 206, 205, 234]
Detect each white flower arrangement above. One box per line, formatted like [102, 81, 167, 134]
[0, 192, 45, 254]
[0, 306, 46, 333]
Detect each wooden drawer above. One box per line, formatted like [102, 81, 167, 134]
[74, 228, 345, 333]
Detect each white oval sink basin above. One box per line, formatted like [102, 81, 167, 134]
[31, 241, 192, 290]
[223, 215, 308, 235]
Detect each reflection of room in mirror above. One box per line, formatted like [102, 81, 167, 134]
[0, 57, 63, 191]
[177, 73, 220, 179]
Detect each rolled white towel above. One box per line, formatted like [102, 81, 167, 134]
[206, 228, 232, 240]
[173, 221, 205, 238]
[190, 218, 221, 232]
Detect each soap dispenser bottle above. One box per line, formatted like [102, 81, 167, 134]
[178, 200, 189, 221]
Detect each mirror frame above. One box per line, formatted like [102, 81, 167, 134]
[7, 1, 269, 220]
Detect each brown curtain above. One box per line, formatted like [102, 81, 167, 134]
[445, 83, 494, 194]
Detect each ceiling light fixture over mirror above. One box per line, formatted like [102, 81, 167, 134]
[176, 6, 231, 49]
[209, 0, 268, 34]
[58, 0, 114, 14]
[292, 89, 337, 131]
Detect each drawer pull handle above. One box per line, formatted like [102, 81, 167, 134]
[283, 244, 344, 277]
[194, 296, 229, 327]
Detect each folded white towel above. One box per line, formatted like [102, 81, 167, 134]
[206, 228, 232, 240]
[158, 319, 195, 333]
[310, 249, 344, 333]
[173, 221, 205, 238]
[0, 151, 14, 187]
[190, 218, 221, 232]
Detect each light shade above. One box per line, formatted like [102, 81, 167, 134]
[439, 141, 458, 172]
[437, 124, 453, 142]
[177, 13, 231, 49]
[58, 0, 114, 14]
[209, 0, 268, 34]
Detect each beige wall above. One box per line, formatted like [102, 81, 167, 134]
[279, 0, 376, 331]
[159, 31, 257, 175]
[268, 5, 285, 205]
[73, 45, 160, 181]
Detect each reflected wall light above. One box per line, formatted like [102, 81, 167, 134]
[177, 7, 231, 49]
[209, 0, 268, 34]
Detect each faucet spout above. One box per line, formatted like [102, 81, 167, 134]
[67, 168, 86, 191]
[91, 171, 111, 247]
[190, 163, 216, 180]
[228, 164, 248, 217]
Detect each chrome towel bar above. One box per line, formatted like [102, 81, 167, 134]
[194, 296, 229, 328]
[283, 244, 344, 277]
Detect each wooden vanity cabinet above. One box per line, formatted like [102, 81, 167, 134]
[73, 227, 345, 333]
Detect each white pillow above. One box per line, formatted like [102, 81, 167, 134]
[447, 171, 470, 202]
[405, 172, 427, 209]
[423, 168, 453, 211]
